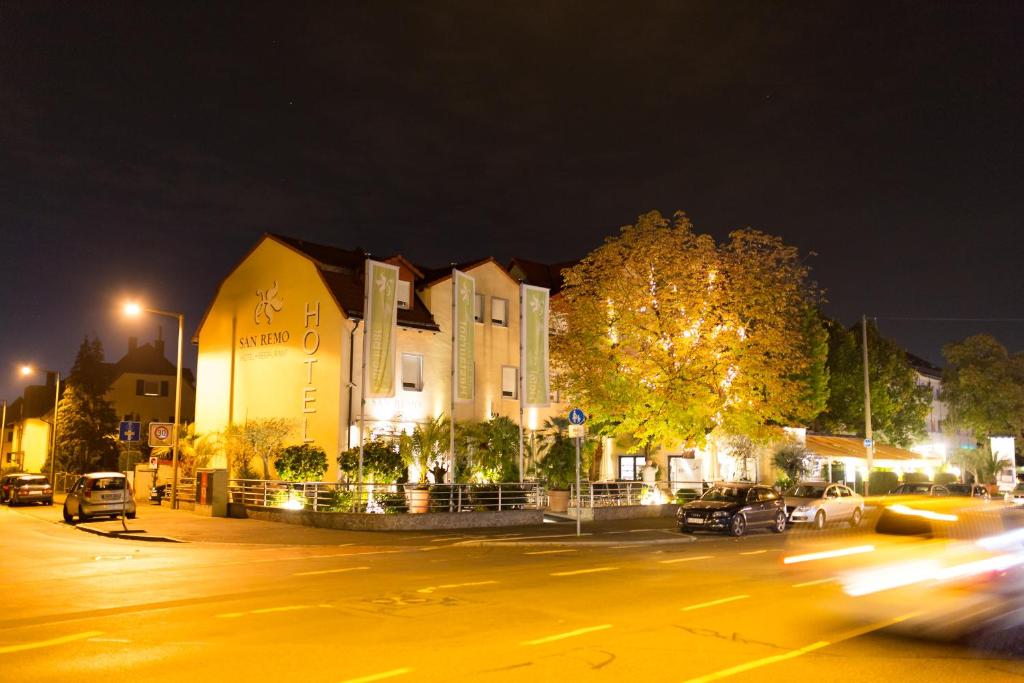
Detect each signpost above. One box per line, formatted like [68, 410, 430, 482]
[568, 408, 586, 537]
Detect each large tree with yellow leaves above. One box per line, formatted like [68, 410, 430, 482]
[551, 210, 827, 451]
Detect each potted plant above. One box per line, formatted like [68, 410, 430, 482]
[403, 415, 449, 513]
[538, 434, 576, 512]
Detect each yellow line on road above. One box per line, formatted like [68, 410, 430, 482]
[251, 605, 310, 615]
[0, 631, 104, 655]
[521, 624, 612, 645]
[294, 566, 370, 577]
[550, 567, 618, 577]
[681, 594, 749, 611]
[793, 578, 834, 588]
[340, 667, 413, 683]
[524, 549, 577, 555]
[739, 550, 767, 556]
[417, 580, 497, 594]
[660, 555, 713, 564]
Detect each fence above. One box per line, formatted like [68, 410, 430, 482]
[228, 479, 546, 514]
[570, 480, 708, 508]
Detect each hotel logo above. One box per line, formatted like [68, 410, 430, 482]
[255, 281, 284, 325]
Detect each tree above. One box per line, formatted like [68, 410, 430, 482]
[813, 319, 929, 448]
[53, 337, 118, 472]
[338, 439, 406, 483]
[941, 334, 1024, 442]
[552, 210, 826, 452]
[771, 442, 810, 487]
[225, 418, 292, 479]
[274, 444, 329, 481]
[457, 416, 520, 483]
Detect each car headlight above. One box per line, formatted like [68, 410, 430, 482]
[795, 505, 812, 513]
[711, 511, 730, 518]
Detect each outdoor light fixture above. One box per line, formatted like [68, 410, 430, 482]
[123, 302, 142, 317]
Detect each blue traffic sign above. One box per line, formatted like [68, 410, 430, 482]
[119, 421, 142, 442]
[863, 438, 873, 448]
[568, 408, 586, 425]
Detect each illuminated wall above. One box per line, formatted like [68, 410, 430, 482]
[107, 372, 196, 425]
[195, 238, 346, 477]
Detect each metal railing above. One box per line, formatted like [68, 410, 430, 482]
[227, 479, 546, 514]
[570, 480, 707, 508]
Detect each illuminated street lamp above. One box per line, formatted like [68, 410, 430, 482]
[123, 301, 184, 508]
[19, 365, 61, 485]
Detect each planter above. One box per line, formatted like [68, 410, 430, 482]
[547, 489, 569, 513]
[407, 487, 430, 514]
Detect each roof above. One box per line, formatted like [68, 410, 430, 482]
[508, 257, 576, 295]
[270, 235, 439, 331]
[905, 351, 943, 380]
[110, 342, 176, 377]
[804, 434, 933, 462]
[420, 257, 518, 288]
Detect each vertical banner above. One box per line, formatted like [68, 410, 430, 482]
[453, 269, 475, 402]
[364, 259, 399, 398]
[521, 284, 550, 407]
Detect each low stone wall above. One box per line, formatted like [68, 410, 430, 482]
[230, 503, 544, 530]
[567, 503, 680, 522]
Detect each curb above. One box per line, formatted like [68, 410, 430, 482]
[453, 534, 698, 548]
[74, 524, 185, 543]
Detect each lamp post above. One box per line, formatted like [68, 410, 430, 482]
[19, 365, 61, 485]
[124, 302, 184, 508]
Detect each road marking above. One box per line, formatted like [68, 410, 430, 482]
[793, 578, 835, 588]
[0, 631, 104, 655]
[681, 611, 920, 683]
[660, 555, 713, 564]
[294, 566, 371, 577]
[681, 594, 749, 611]
[217, 605, 311, 618]
[417, 580, 498, 594]
[521, 624, 612, 645]
[783, 544, 874, 565]
[340, 667, 413, 683]
[550, 567, 618, 577]
[739, 550, 767, 556]
[524, 549, 577, 555]
[87, 638, 131, 643]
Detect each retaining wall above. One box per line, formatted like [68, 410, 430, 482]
[567, 503, 680, 522]
[230, 504, 544, 530]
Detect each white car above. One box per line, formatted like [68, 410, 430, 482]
[62, 472, 136, 523]
[1008, 484, 1024, 506]
[785, 482, 864, 529]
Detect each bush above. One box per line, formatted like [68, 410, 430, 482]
[934, 472, 958, 486]
[772, 444, 810, 483]
[537, 436, 576, 490]
[902, 471, 930, 484]
[869, 470, 899, 495]
[327, 489, 353, 512]
[338, 440, 406, 483]
[274, 444, 329, 482]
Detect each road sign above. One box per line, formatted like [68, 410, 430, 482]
[149, 456, 159, 469]
[863, 438, 873, 448]
[568, 408, 586, 425]
[568, 424, 586, 439]
[119, 421, 142, 442]
[149, 422, 175, 447]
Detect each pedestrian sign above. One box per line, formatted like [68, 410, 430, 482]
[863, 438, 873, 448]
[149, 422, 175, 447]
[119, 421, 142, 442]
[568, 408, 586, 425]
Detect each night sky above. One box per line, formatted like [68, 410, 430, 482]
[2, 2, 1022, 402]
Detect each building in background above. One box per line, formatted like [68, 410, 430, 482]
[1, 374, 59, 473]
[906, 352, 973, 461]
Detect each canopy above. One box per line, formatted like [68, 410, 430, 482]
[804, 434, 925, 462]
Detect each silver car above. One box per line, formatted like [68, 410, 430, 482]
[62, 472, 136, 523]
[785, 482, 864, 529]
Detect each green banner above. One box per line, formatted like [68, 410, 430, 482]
[521, 284, 550, 407]
[365, 260, 398, 398]
[453, 269, 475, 402]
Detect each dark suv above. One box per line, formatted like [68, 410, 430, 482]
[677, 483, 786, 536]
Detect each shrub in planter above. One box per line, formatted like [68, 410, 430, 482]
[869, 470, 899, 495]
[902, 471, 930, 484]
[934, 472, 958, 486]
[537, 436, 576, 491]
[274, 443, 328, 482]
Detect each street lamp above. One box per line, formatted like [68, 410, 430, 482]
[124, 301, 184, 508]
[19, 365, 61, 485]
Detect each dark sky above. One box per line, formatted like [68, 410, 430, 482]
[2, 1, 1022, 402]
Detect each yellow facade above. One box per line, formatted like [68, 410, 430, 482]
[106, 372, 196, 424]
[6, 418, 51, 473]
[195, 237, 566, 481]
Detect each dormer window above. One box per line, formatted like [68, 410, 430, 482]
[396, 280, 412, 310]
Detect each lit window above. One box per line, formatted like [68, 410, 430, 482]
[396, 280, 412, 310]
[402, 353, 423, 391]
[491, 297, 509, 326]
[474, 293, 485, 323]
[501, 366, 518, 399]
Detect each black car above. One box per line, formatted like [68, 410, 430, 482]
[677, 483, 786, 537]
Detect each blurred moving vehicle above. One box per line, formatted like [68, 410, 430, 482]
[785, 482, 864, 529]
[1, 472, 30, 503]
[946, 483, 990, 500]
[62, 472, 136, 523]
[5, 474, 53, 506]
[888, 482, 950, 497]
[678, 483, 786, 536]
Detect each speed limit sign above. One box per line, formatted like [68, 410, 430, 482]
[148, 422, 175, 447]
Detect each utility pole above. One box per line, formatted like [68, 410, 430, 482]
[862, 315, 874, 496]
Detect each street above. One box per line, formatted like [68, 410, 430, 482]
[3, 504, 1023, 682]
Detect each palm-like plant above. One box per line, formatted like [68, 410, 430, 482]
[405, 414, 450, 485]
[968, 446, 1011, 485]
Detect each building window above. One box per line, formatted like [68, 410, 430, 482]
[396, 280, 412, 310]
[491, 297, 509, 326]
[501, 365, 518, 399]
[402, 353, 424, 391]
[142, 381, 159, 397]
[474, 293, 485, 323]
[619, 455, 646, 481]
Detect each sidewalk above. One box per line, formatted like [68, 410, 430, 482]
[46, 495, 694, 547]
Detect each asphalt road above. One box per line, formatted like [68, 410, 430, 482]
[2, 503, 1023, 682]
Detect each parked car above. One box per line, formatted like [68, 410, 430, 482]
[888, 483, 950, 497]
[1008, 484, 1024, 506]
[1, 472, 29, 503]
[946, 483, 990, 500]
[677, 483, 786, 537]
[62, 472, 136, 523]
[6, 474, 53, 506]
[784, 482, 864, 529]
